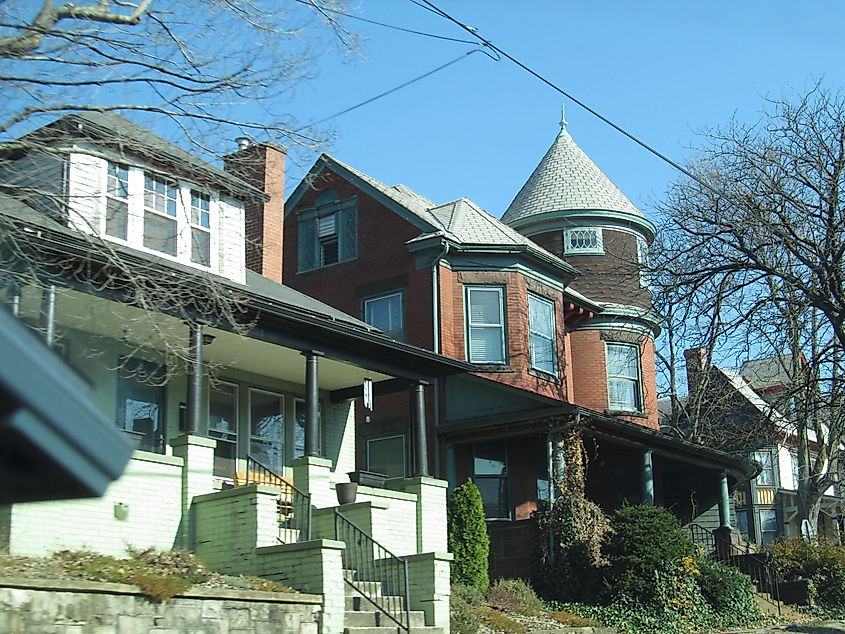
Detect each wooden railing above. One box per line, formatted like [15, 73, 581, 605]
[240, 455, 312, 543]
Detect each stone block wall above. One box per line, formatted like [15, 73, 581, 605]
[0, 577, 320, 634]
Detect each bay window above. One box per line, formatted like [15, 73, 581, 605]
[105, 162, 129, 240]
[143, 175, 178, 256]
[528, 293, 556, 375]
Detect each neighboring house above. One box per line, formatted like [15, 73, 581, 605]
[283, 117, 754, 577]
[0, 112, 469, 633]
[681, 349, 843, 544]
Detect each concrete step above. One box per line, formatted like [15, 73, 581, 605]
[343, 628, 444, 634]
[345, 609, 426, 628]
[345, 594, 406, 611]
[345, 580, 387, 596]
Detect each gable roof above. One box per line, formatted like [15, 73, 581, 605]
[10, 112, 267, 201]
[501, 124, 646, 230]
[288, 154, 578, 277]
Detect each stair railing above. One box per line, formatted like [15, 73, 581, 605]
[334, 508, 411, 632]
[685, 522, 716, 555]
[245, 455, 312, 543]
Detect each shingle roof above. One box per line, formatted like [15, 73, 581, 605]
[501, 126, 643, 227]
[320, 155, 576, 273]
[740, 355, 798, 391]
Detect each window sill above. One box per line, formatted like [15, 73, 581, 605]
[297, 258, 357, 274]
[529, 368, 560, 384]
[605, 409, 648, 419]
[470, 364, 514, 373]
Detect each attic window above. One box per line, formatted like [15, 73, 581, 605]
[297, 193, 358, 272]
[105, 162, 129, 240]
[564, 227, 603, 255]
[143, 175, 178, 256]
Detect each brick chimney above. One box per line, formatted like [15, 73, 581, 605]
[683, 347, 709, 397]
[223, 142, 286, 283]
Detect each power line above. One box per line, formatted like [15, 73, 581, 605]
[415, 0, 722, 198]
[300, 49, 488, 130]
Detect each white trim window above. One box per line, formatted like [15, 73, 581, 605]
[465, 286, 506, 364]
[606, 342, 642, 412]
[564, 227, 603, 254]
[190, 190, 212, 267]
[208, 382, 238, 478]
[105, 162, 129, 240]
[143, 174, 178, 256]
[528, 293, 556, 375]
[363, 291, 404, 341]
[249, 388, 284, 473]
[366, 435, 407, 479]
[754, 450, 775, 486]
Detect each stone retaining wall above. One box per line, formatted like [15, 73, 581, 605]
[0, 576, 322, 633]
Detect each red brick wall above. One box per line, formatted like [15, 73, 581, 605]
[283, 169, 433, 349]
[438, 268, 569, 402]
[569, 329, 659, 429]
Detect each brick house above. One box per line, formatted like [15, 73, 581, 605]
[284, 118, 755, 577]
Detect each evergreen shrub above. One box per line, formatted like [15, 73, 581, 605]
[486, 578, 544, 615]
[448, 480, 490, 593]
[601, 504, 696, 601]
[696, 557, 759, 626]
[768, 538, 845, 609]
[450, 584, 482, 634]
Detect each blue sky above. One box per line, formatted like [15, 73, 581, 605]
[283, 2, 845, 221]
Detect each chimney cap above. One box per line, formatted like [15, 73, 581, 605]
[235, 136, 251, 151]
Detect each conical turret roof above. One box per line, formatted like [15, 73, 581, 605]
[501, 121, 644, 229]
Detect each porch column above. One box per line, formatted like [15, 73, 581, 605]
[412, 381, 429, 477]
[303, 350, 322, 457]
[40, 284, 56, 347]
[719, 470, 732, 528]
[641, 449, 654, 506]
[186, 322, 204, 435]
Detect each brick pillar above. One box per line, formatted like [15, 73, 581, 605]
[406, 552, 452, 633]
[392, 476, 448, 554]
[170, 434, 216, 550]
[254, 540, 346, 634]
[293, 456, 335, 509]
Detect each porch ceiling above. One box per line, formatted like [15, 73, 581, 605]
[17, 286, 393, 391]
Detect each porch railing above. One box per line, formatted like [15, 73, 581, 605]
[334, 508, 410, 632]
[686, 523, 780, 615]
[244, 455, 312, 543]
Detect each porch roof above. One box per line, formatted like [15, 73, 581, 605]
[439, 403, 757, 482]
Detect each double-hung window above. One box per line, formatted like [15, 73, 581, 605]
[474, 440, 509, 519]
[209, 382, 238, 477]
[143, 175, 178, 256]
[466, 286, 506, 364]
[249, 389, 284, 473]
[190, 190, 211, 267]
[606, 343, 642, 412]
[754, 450, 775, 486]
[564, 227, 603, 254]
[528, 293, 556, 375]
[106, 162, 129, 240]
[364, 291, 404, 340]
[297, 193, 358, 271]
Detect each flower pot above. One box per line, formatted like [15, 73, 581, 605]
[336, 481, 358, 505]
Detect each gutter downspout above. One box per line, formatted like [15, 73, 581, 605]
[432, 241, 449, 479]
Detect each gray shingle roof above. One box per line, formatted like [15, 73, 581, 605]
[501, 127, 643, 227]
[321, 156, 575, 273]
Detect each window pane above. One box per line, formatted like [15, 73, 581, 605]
[607, 343, 641, 411]
[469, 289, 502, 325]
[367, 436, 406, 478]
[474, 441, 507, 475]
[209, 383, 237, 477]
[565, 228, 602, 253]
[467, 288, 505, 364]
[191, 228, 210, 266]
[754, 451, 774, 486]
[107, 163, 129, 198]
[105, 199, 128, 240]
[608, 377, 638, 410]
[318, 214, 336, 237]
[468, 326, 504, 363]
[475, 477, 509, 519]
[294, 399, 306, 458]
[528, 294, 556, 374]
[117, 359, 165, 454]
[143, 211, 177, 256]
[364, 293, 403, 340]
[250, 390, 284, 473]
[298, 217, 317, 271]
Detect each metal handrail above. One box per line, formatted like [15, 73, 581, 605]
[245, 455, 312, 543]
[334, 508, 410, 632]
[686, 522, 716, 555]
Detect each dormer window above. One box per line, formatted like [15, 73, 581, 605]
[564, 227, 603, 255]
[143, 175, 178, 256]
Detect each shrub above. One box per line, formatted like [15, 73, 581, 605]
[696, 557, 759, 626]
[486, 578, 544, 616]
[768, 538, 845, 609]
[447, 481, 490, 593]
[450, 584, 482, 634]
[601, 504, 696, 602]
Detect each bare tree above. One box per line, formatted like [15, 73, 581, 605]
[0, 1, 357, 377]
[652, 85, 845, 534]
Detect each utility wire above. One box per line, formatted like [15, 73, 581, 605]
[299, 49, 488, 130]
[416, 0, 722, 198]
